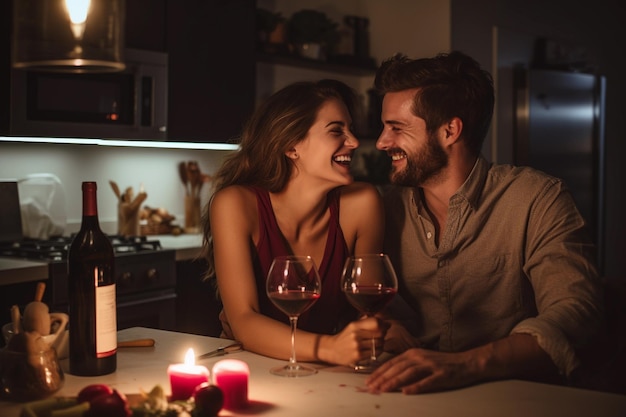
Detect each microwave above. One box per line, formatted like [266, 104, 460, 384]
[8, 49, 168, 140]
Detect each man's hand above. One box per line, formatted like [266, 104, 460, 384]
[366, 333, 560, 394]
[365, 348, 481, 394]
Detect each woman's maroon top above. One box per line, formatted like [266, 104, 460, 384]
[251, 186, 356, 334]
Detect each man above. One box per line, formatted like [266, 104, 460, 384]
[367, 51, 604, 394]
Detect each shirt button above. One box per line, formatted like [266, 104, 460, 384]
[426, 232, 432, 239]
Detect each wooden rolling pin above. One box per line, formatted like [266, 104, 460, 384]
[118, 338, 156, 348]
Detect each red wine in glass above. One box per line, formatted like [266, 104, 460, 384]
[341, 254, 398, 372]
[343, 286, 397, 316]
[268, 291, 321, 316]
[266, 255, 321, 377]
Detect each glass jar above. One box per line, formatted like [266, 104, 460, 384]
[0, 347, 64, 402]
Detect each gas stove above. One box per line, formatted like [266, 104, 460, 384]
[0, 180, 178, 334]
[0, 234, 177, 333]
[0, 234, 164, 262]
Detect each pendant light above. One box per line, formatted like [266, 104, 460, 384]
[12, 0, 125, 72]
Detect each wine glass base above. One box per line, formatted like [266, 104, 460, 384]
[270, 363, 318, 377]
[352, 359, 381, 373]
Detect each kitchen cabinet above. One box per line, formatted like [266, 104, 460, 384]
[1, 0, 255, 144]
[124, 0, 259, 143]
[166, 0, 256, 142]
[126, 0, 167, 52]
[175, 259, 222, 337]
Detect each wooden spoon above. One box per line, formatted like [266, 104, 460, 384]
[10, 304, 21, 334]
[118, 338, 156, 348]
[178, 162, 189, 195]
[34, 282, 45, 302]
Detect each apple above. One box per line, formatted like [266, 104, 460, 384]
[193, 383, 224, 417]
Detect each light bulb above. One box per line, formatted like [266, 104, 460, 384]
[65, 0, 91, 24]
[65, 0, 91, 40]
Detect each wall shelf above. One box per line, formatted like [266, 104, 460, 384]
[256, 51, 377, 76]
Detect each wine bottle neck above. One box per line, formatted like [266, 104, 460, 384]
[82, 182, 99, 217]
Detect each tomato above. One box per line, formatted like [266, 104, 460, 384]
[77, 384, 114, 404]
[193, 383, 224, 417]
[77, 384, 131, 417]
[85, 389, 131, 417]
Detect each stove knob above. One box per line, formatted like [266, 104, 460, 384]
[145, 268, 159, 282]
[119, 271, 133, 287]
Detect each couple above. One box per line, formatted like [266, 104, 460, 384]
[202, 51, 604, 394]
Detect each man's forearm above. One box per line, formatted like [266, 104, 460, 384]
[473, 333, 560, 382]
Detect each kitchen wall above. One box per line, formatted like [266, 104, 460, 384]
[450, 0, 626, 277]
[2, 0, 623, 277]
[0, 141, 233, 234]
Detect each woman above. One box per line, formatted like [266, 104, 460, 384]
[202, 79, 387, 366]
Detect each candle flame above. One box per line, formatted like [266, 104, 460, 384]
[184, 348, 195, 366]
[65, 0, 91, 24]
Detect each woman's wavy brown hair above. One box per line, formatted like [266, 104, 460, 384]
[201, 79, 357, 279]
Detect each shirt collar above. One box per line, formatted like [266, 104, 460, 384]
[410, 155, 489, 211]
[454, 155, 488, 209]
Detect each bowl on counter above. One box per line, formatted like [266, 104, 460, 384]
[2, 312, 69, 359]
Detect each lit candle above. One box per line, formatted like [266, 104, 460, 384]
[168, 348, 210, 401]
[212, 359, 249, 410]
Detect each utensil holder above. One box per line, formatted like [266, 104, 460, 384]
[184, 195, 201, 234]
[118, 201, 141, 236]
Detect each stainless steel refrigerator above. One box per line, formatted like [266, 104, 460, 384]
[513, 68, 606, 272]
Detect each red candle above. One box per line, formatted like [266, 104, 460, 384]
[168, 348, 210, 401]
[212, 359, 249, 410]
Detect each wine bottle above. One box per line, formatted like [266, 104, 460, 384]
[68, 181, 117, 376]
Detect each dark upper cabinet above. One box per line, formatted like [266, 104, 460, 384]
[127, 0, 256, 143]
[165, 0, 256, 142]
[126, 0, 168, 52]
[1, 0, 255, 143]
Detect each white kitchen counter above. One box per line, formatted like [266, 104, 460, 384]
[0, 258, 49, 285]
[1, 327, 625, 416]
[153, 233, 203, 261]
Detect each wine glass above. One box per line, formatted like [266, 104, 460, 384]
[266, 255, 322, 377]
[341, 253, 398, 372]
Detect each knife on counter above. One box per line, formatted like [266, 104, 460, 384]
[197, 342, 243, 359]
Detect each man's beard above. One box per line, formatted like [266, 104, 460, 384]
[391, 133, 448, 186]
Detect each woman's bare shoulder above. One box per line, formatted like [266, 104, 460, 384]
[212, 185, 255, 203]
[210, 185, 258, 217]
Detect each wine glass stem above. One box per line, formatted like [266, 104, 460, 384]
[370, 337, 377, 361]
[289, 316, 298, 367]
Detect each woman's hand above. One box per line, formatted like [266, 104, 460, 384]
[317, 317, 389, 366]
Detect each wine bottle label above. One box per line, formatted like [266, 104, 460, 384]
[95, 284, 117, 358]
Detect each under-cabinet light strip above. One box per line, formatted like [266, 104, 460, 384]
[0, 136, 240, 151]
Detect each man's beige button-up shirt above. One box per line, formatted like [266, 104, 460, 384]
[383, 156, 604, 375]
